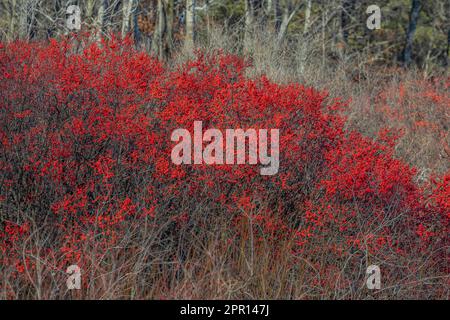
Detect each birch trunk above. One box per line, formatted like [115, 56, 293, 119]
[96, 0, 107, 40]
[8, 0, 17, 40]
[122, 0, 134, 38]
[184, 0, 195, 53]
[18, 0, 30, 39]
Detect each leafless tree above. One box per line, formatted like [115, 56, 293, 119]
[184, 0, 195, 53]
[403, 0, 422, 67]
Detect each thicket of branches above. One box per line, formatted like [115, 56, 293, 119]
[0, 38, 448, 299]
[0, 0, 449, 70]
[0, 1, 449, 300]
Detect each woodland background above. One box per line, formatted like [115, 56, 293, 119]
[0, 0, 449, 69]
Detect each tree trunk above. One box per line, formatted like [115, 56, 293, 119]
[133, 0, 142, 46]
[276, 1, 302, 43]
[341, 0, 355, 44]
[303, 0, 312, 35]
[86, 0, 95, 21]
[205, 0, 211, 36]
[266, 0, 272, 16]
[244, 0, 254, 52]
[152, 0, 165, 58]
[164, 0, 174, 56]
[96, 0, 107, 40]
[445, 28, 449, 67]
[273, 0, 282, 33]
[121, 0, 135, 38]
[299, 0, 312, 73]
[403, 0, 422, 67]
[18, 0, 31, 39]
[184, 0, 195, 53]
[277, 6, 290, 42]
[8, 0, 17, 40]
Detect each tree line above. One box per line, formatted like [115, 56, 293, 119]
[0, 0, 448, 70]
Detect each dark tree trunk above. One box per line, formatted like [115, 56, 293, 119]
[403, 0, 422, 67]
[133, 3, 141, 46]
[341, 0, 355, 44]
[446, 29, 449, 67]
[273, 0, 282, 33]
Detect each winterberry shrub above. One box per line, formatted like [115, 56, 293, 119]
[0, 37, 448, 298]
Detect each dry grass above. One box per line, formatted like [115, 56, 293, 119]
[1, 28, 448, 300]
[193, 27, 449, 176]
